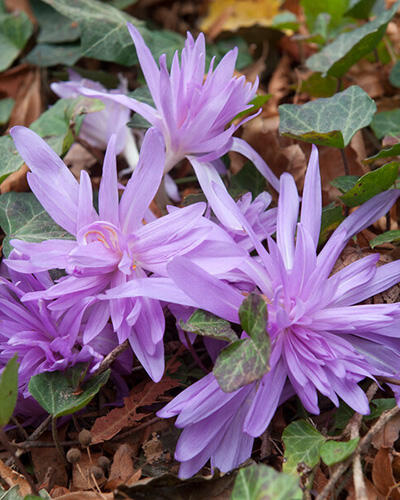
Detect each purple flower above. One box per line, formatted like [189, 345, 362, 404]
[0, 260, 106, 416]
[6, 126, 233, 382]
[159, 145, 400, 477]
[52, 70, 139, 170]
[78, 24, 279, 228]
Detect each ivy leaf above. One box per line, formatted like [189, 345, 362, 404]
[365, 398, 396, 420]
[282, 420, 325, 473]
[31, 0, 81, 43]
[231, 464, 302, 500]
[26, 43, 82, 67]
[340, 162, 399, 207]
[0, 355, 18, 428]
[0, 98, 14, 126]
[233, 94, 272, 122]
[229, 162, 267, 199]
[213, 294, 270, 393]
[127, 87, 154, 129]
[28, 364, 110, 417]
[301, 0, 349, 32]
[306, 2, 399, 77]
[389, 60, 400, 88]
[363, 142, 400, 164]
[370, 229, 400, 248]
[0, 10, 33, 71]
[331, 175, 359, 193]
[180, 309, 237, 343]
[319, 203, 345, 244]
[41, 0, 184, 66]
[0, 192, 74, 257]
[371, 109, 400, 139]
[279, 86, 376, 148]
[271, 11, 299, 31]
[301, 72, 337, 98]
[0, 136, 23, 184]
[320, 438, 359, 466]
[345, 0, 377, 19]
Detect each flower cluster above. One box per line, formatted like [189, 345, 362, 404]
[1, 24, 400, 479]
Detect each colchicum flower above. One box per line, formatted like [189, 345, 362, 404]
[159, 146, 400, 478]
[6, 126, 238, 382]
[79, 24, 279, 228]
[51, 70, 140, 172]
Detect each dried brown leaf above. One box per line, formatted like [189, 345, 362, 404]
[8, 67, 42, 128]
[54, 492, 113, 500]
[372, 413, 400, 449]
[90, 377, 180, 444]
[142, 432, 164, 464]
[0, 457, 31, 496]
[372, 447, 400, 500]
[0, 164, 29, 194]
[106, 444, 136, 489]
[72, 451, 106, 491]
[31, 432, 68, 488]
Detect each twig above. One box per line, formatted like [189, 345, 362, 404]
[316, 404, 400, 500]
[0, 428, 37, 494]
[14, 439, 79, 449]
[114, 416, 160, 441]
[51, 417, 67, 467]
[27, 415, 51, 442]
[376, 375, 400, 386]
[10, 416, 28, 440]
[340, 148, 350, 176]
[92, 340, 129, 377]
[183, 332, 209, 375]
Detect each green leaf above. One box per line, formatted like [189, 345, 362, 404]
[279, 86, 376, 148]
[180, 309, 237, 343]
[239, 293, 268, 343]
[28, 364, 110, 417]
[0, 192, 74, 257]
[282, 420, 325, 473]
[319, 203, 345, 244]
[340, 161, 399, 207]
[233, 94, 272, 122]
[346, 0, 377, 19]
[0, 10, 33, 71]
[41, 0, 184, 66]
[370, 229, 400, 248]
[0, 485, 23, 500]
[371, 109, 400, 139]
[0, 355, 18, 428]
[389, 60, 400, 88]
[208, 36, 253, 71]
[301, 72, 338, 98]
[334, 402, 355, 430]
[31, 0, 81, 43]
[229, 162, 267, 199]
[271, 11, 299, 31]
[25, 43, 81, 67]
[320, 437, 359, 466]
[331, 175, 359, 193]
[306, 2, 399, 77]
[363, 142, 400, 164]
[301, 0, 349, 32]
[365, 398, 396, 420]
[231, 464, 303, 500]
[0, 98, 14, 126]
[0, 136, 24, 184]
[127, 86, 154, 129]
[213, 294, 270, 393]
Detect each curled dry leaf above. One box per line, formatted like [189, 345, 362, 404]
[0, 164, 29, 194]
[90, 377, 180, 444]
[0, 457, 31, 496]
[53, 492, 114, 500]
[142, 432, 164, 464]
[72, 452, 106, 491]
[372, 447, 400, 500]
[8, 67, 42, 129]
[372, 413, 400, 449]
[106, 444, 136, 490]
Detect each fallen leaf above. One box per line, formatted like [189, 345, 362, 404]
[106, 444, 136, 489]
[0, 457, 31, 496]
[54, 492, 113, 500]
[372, 447, 400, 500]
[265, 54, 292, 115]
[90, 377, 180, 444]
[31, 431, 68, 488]
[0, 164, 29, 194]
[63, 143, 97, 181]
[72, 451, 106, 491]
[372, 413, 400, 449]
[199, 0, 281, 35]
[143, 432, 164, 464]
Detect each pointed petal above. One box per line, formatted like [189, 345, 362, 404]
[276, 173, 299, 270]
[99, 135, 119, 226]
[300, 145, 321, 249]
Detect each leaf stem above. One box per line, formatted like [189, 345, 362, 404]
[340, 148, 350, 176]
[51, 417, 67, 467]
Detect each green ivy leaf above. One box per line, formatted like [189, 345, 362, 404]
[233, 94, 272, 122]
[389, 60, 400, 88]
[301, 72, 338, 98]
[306, 2, 399, 77]
[340, 161, 399, 207]
[272, 11, 299, 31]
[0, 192, 74, 257]
[127, 87, 154, 129]
[0, 98, 14, 126]
[213, 294, 270, 393]
[345, 0, 377, 19]
[365, 398, 396, 420]
[180, 309, 237, 343]
[282, 420, 325, 474]
[28, 364, 110, 417]
[279, 86, 376, 148]
[41, 0, 184, 66]
[301, 0, 349, 32]
[320, 437, 359, 466]
[370, 229, 400, 248]
[331, 175, 359, 193]
[231, 464, 303, 500]
[319, 203, 345, 244]
[0, 136, 23, 184]
[363, 142, 400, 164]
[229, 162, 267, 199]
[371, 109, 400, 139]
[0, 355, 18, 428]
[31, 0, 81, 43]
[25, 43, 82, 67]
[0, 10, 33, 72]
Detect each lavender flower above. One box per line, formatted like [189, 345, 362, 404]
[52, 70, 139, 171]
[159, 145, 400, 477]
[0, 260, 105, 416]
[78, 24, 279, 228]
[6, 126, 240, 382]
